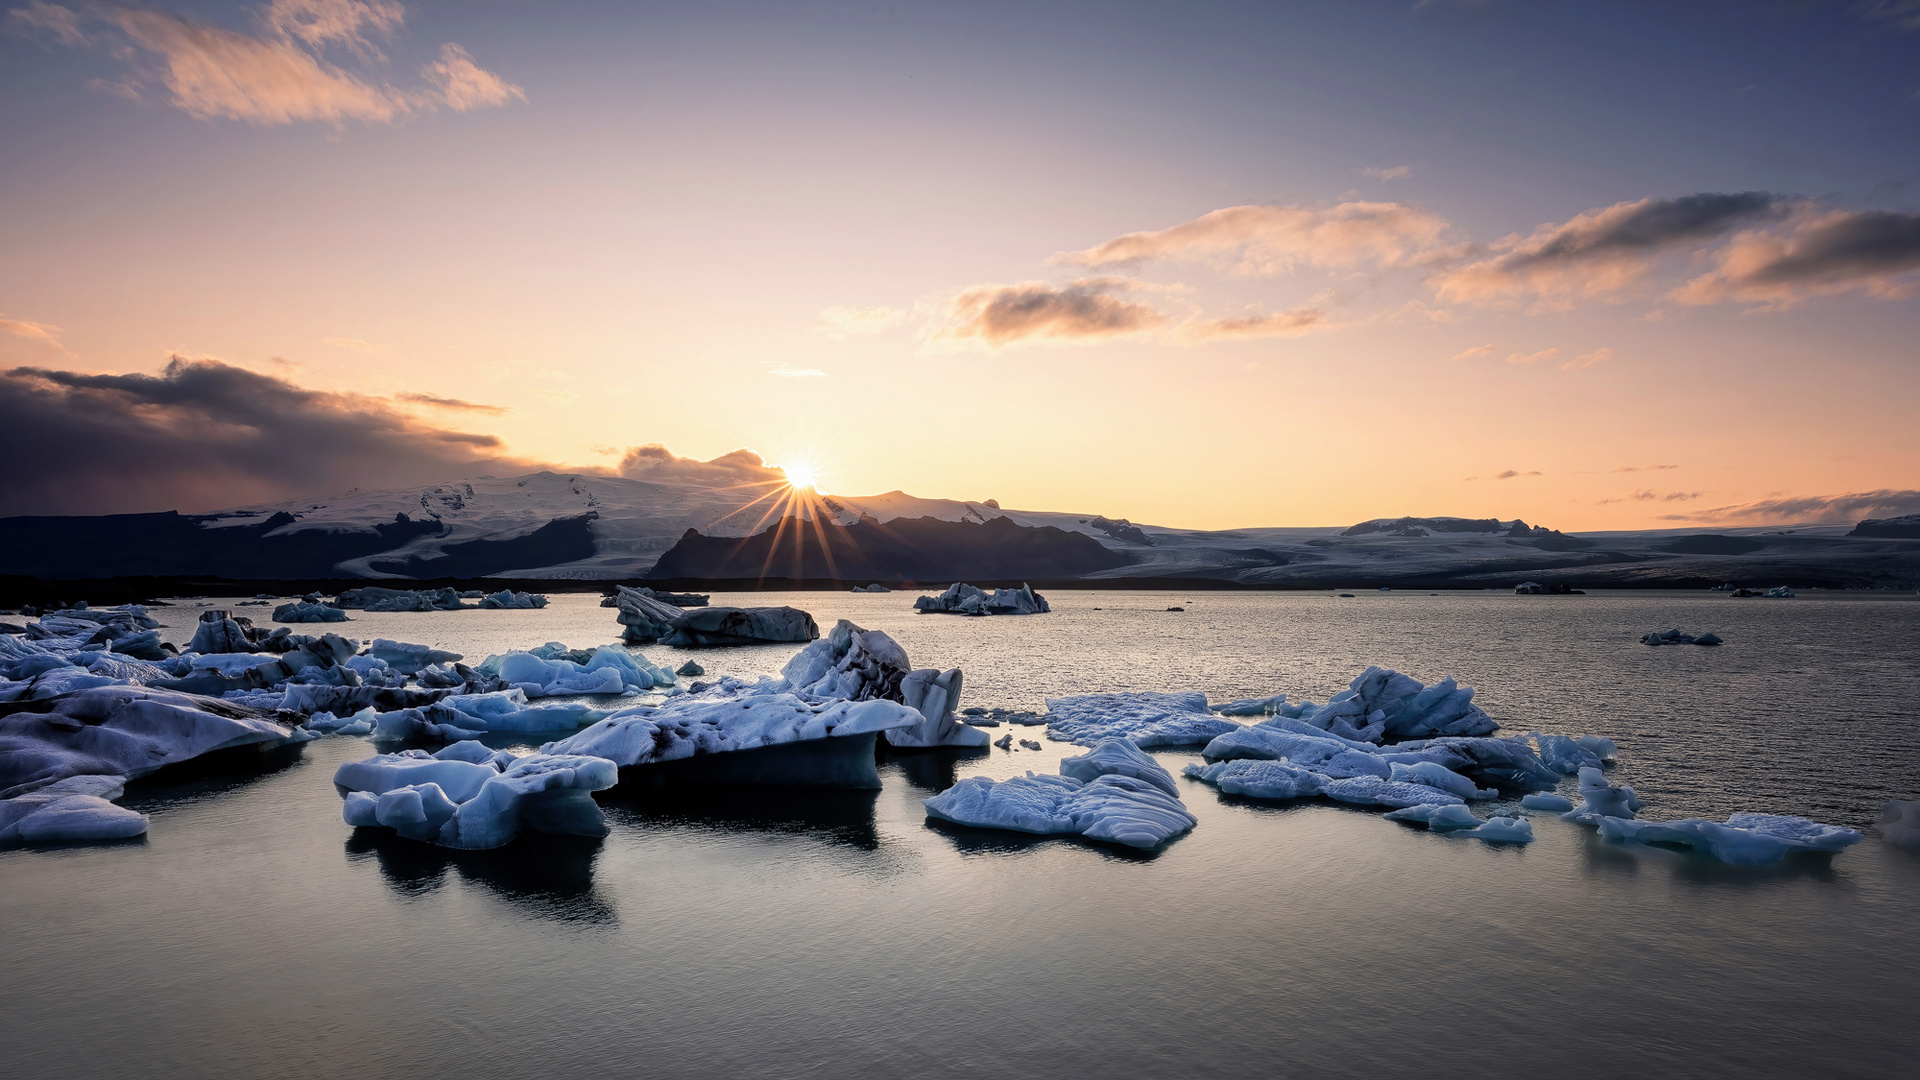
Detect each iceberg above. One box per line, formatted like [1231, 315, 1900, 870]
[1382, 802, 1484, 830]
[489, 645, 673, 697]
[924, 737, 1195, 848]
[1879, 801, 1920, 850]
[781, 620, 986, 748]
[540, 681, 922, 788]
[1641, 629, 1723, 646]
[0, 773, 148, 845]
[1044, 691, 1242, 747]
[369, 690, 611, 739]
[1303, 667, 1498, 741]
[852, 583, 891, 593]
[660, 606, 820, 648]
[0, 685, 302, 798]
[477, 590, 548, 610]
[913, 582, 1050, 616]
[336, 748, 619, 849]
[1388, 760, 1497, 800]
[1182, 758, 1329, 800]
[336, 587, 473, 612]
[1561, 766, 1642, 822]
[273, 601, 349, 623]
[1595, 813, 1860, 865]
[1320, 775, 1471, 809]
[186, 610, 261, 654]
[613, 585, 692, 644]
[277, 683, 460, 715]
[1382, 803, 1538, 840]
[1521, 791, 1575, 811]
[367, 639, 464, 675]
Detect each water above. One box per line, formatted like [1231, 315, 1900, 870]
[3, 590, 1917, 1079]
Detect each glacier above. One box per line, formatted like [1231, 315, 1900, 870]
[924, 737, 1195, 849]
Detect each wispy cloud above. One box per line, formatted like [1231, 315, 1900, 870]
[618, 445, 785, 486]
[1361, 165, 1412, 182]
[394, 391, 508, 413]
[1178, 306, 1326, 341]
[1431, 192, 1788, 308]
[1561, 346, 1615, 371]
[1056, 201, 1452, 273]
[1666, 489, 1920, 523]
[1496, 469, 1544, 479]
[938, 277, 1169, 346]
[1670, 208, 1920, 308]
[1859, 1, 1920, 31]
[0, 314, 75, 358]
[1505, 348, 1560, 365]
[1449, 344, 1495, 361]
[13, 1, 524, 126]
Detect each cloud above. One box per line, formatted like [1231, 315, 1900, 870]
[1361, 165, 1412, 182]
[1670, 208, 1920, 308]
[1449, 344, 1495, 361]
[1178, 306, 1327, 341]
[1056, 201, 1452, 273]
[1, 314, 75, 358]
[0, 355, 546, 515]
[19, 1, 524, 126]
[815, 305, 907, 337]
[321, 336, 384, 353]
[1860, 1, 1920, 31]
[1614, 464, 1678, 472]
[394, 391, 508, 413]
[1495, 469, 1543, 480]
[1432, 192, 1787, 307]
[1505, 348, 1560, 364]
[1560, 347, 1615, 371]
[617, 445, 786, 487]
[939, 277, 1168, 346]
[767, 366, 827, 378]
[1670, 489, 1920, 524]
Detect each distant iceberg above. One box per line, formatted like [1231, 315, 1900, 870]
[914, 582, 1049, 616]
[477, 590, 548, 610]
[660, 606, 819, 648]
[272, 601, 349, 623]
[336, 587, 473, 612]
[1641, 628, 1722, 646]
[925, 738, 1196, 848]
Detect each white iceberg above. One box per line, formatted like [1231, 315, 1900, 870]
[924, 737, 1195, 848]
[1594, 813, 1860, 865]
[367, 639, 464, 675]
[612, 585, 685, 644]
[0, 685, 302, 797]
[781, 620, 986, 748]
[336, 748, 618, 849]
[1561, 766, 1642, 822]
[913, 582, 1049, 616]
[1521, 792, 1575, 811]
[1044, 691, 1242, 747]
[1878, 801, 1920, 850]
[370, 690, 610, 738]
[1181, 758, 1329, 800]
[1383, 803, 1540, 840]
[0, 773, 148, 845]
[273, 601, 349, 623]
[487, 645, 673, 697]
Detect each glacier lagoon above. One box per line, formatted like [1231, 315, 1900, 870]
[3, 589, 1917, 1079]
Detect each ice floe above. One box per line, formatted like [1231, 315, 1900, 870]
[660, 606, 819, 648]
[924, 737, 1195, 848]
[478, 643, 674, 697]
[0, 773, 149, 845]
[1594, 813, 1860, 865]
[1521, 792, 1575, 811]
[367, 639, 464, 675]
[913, 582, 1049, 616]
[1045, 691, 1241, 747]
[335, 747, 618, 849]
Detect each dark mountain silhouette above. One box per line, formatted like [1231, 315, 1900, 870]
[0, 510, 447, 579]
[647, 514, 1131, 582]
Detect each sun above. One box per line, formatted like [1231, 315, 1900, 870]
[783, 463, 818, 491]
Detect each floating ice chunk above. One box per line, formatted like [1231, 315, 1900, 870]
[676, 661, 703, 677]
[1641, 628, 1722, 646]
[1878, 801, 1920, 849]
[1303, 667, 1498, 740]
[914, 582, 1050, 616]
[1532, 733, 1604, 775]
[308, 708, 377, 735]
[1322, 775, 1469, 809]
[1210, 694, 1317, 718]
[431, 740, 519, 770]
[1182, 758, 1328, 800]
[993, 733, 1012, 750]
[337, 750, 617, 849]
[1391, 736, 1562, 792]
[1045, 691, 1241, 747]
[782, 620, 984, 747]
[0, 774, 148, 845]
[278, 683, 459, 715]
[273, 602, 348, 623]
[1460, 816, 1535, 843]
[187, 610, 259, 654]
[0, 686, 300, 797]
[1058, 738, 1179, 797]
[477, 590, 548, 610]
[1562, 766, 1642, 822]
[852, 583, 891, 593]
[370, 691, 608, 739]
[1595, 813, 1860, 865]
[661, 606, 820, 648]
[1390, 760, 1496, 800]
[367, 639, 463, 676]
[1521, 792, 1575, 811]
[492, 646, 671, 697]
[925, 767, 1195, 849]
[334, 750, 499, 804]
[1575, 735, 1617, 762]
[1382, 802, 1483, 830]
[336, 587, 472, 612]
[612, 586, 685, 645]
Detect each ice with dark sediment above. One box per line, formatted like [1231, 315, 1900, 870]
[781, 620, 986, 748]
[660, 606, 820, 648]
[273, 601, 349, 623]
[367, 639, 464, 675]
[335, 747, 618, 849]
[1641, 628, 1722, 646]
[336, 587, 473, 612]
[1045, 691, 1242, 747]
[913, 582, 1049, 616]
[924, 737, 1195, 848]
[477, 590, 548, 610]
[612, 585, 685, 644]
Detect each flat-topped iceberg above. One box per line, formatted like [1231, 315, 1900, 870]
[336, 587, 472, 612]
[273, 601, 349, 623]
[1045, 691, 1242, 747]
[914, 582, 1049, 616]
[925, 738, 1195, 848]
[1594, 813, 1860, 865]
[336, 746, 618, 849]
[477, 590, 548, 610]
[540, 679, 923, 787]
[661, 606, 819, 648]
[781, 620, 986, 748]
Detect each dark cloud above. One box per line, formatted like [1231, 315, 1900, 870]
[1495, 469, 1543, 480]
[617, 444, 785, 487]
[1503, 192, 1783, 271]
[1741, 209, 1920, 285]
[942, 278, 1167, 345]
[395, 391, 509, 413]
[0, 356, 543, 515]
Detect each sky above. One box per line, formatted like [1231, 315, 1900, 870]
[2, 0, 1918, 530]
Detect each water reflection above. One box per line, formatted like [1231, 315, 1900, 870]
[878, 744, 990, 794]
[118, 742, 310, 812]
[922, 817, 1167, 861]
[1576, 828, 1847, 886]
[344, 829, 616, 924]
[596, 783, 883, 852]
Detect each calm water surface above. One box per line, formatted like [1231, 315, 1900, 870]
[3, 590, 1917, 1079]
